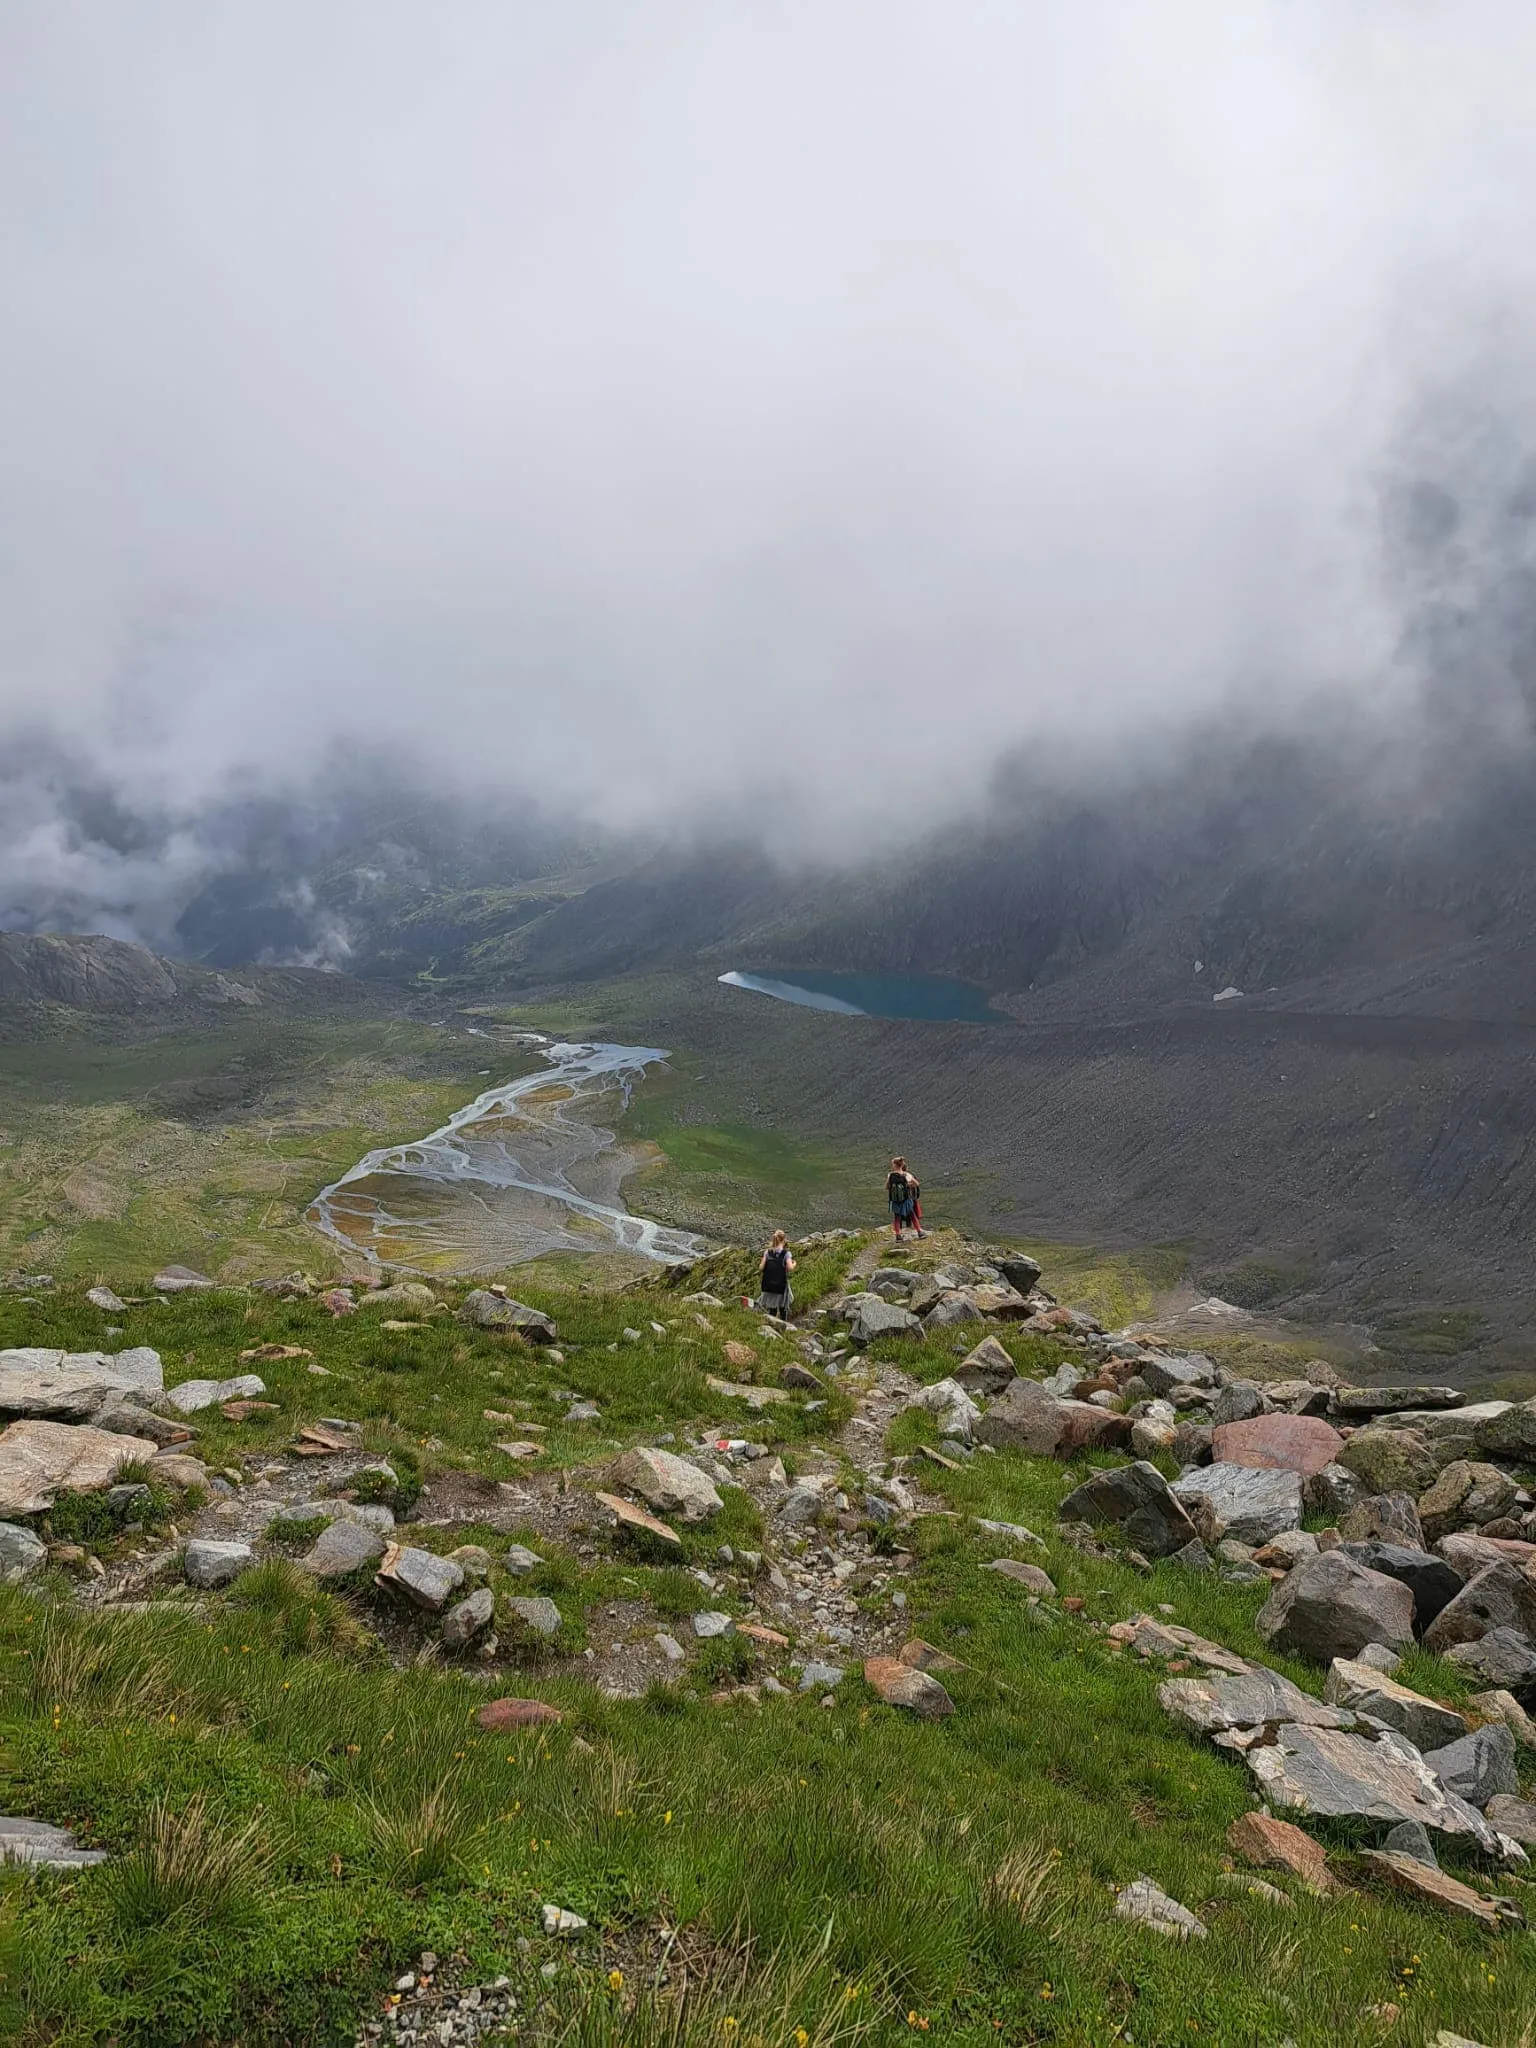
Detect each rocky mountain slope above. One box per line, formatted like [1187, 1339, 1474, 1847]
[3, 1234, 1535, 2043]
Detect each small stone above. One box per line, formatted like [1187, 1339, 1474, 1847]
[448, 1544, 493, 1576]
[797, 1660, 844, 1689]
[540, 1905, 587, 1937]
[1354, 1641, 1402, 1674]
[982, 1558, 1056, 1595]
[1382, 1820, 1439, 1868]
[655, 1632, 686, 1662]
[301, 1519, 386, 1577]
[182, 1539, 253, 1588]
[504, 1544, 542, 1576]
[152, 1265, 214, 1294]
[85, 1286, 125, 1313]
[0, 1522, 46, 1580]
[375, 1544, 465, 1613]
[1467, 1689, 1536, 1747]
[476, 1697, 563, 1730]
[507, 1595, 562, 1639]
[162, 1373, 266, 1416]
[863, 1655, 954, 1719]
[692, 1611, 735, 1639]
[1114, 1876, 1207, 1939]
[442, 1588, 495, 1648]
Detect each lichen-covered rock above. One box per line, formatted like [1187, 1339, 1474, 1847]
[1336, 1428, 1439, 1497]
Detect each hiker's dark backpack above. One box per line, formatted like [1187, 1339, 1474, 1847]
[887, 1170, 909, 1205]
[762, 1247, 789, 1292]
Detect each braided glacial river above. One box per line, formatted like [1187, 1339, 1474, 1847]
[308, 1040, 705, 1273]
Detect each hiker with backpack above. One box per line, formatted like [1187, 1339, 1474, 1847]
[758, 1229, 796, 1319]
[886, 1156, 924, 1240]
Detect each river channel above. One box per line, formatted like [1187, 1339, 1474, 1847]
[308, 1040, 705, 1273]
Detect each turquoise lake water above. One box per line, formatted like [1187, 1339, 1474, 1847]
[718, 969, 1002, 1022]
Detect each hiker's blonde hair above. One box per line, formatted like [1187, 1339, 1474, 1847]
[769, 1229, 788, 1248]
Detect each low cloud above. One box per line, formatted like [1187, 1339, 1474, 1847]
[5, 4, 1536, 947]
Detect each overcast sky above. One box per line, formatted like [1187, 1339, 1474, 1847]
[4, 2, 1536, 933]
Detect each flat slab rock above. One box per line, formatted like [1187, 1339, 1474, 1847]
[1107, 1614, 1251, 1675]
[0, 1817, 108, 1869]
[1333, 1386, 1465, 1415]
[162, 1373, 265, 1416]
[593, 1489, 681, 1545]
[0, 1417, 158, 1514]
[1360, 1850, 1518, 1925]
[476, 1698, 562, 1731]
[1323, 1658, 1468, 1753]
[1159, 1667, 1354, 1736]
[1173, 1462, 1302, 1545]
[1227, 1811, 1334, 1892]
[1246, 1723, 1504, 1853]
[1210, 1413, 1343, 1477]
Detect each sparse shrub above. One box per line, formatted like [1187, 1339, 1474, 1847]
[103, 1792, 270, 1933]
[227, 1557, 370, 1657]
[363, 1780, 478, 1891]
[650, 1567, 707, 1619]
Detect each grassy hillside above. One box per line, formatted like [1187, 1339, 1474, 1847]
[2, 1260, 1532, 2045]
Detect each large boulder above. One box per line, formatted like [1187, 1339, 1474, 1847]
[953, 1335, 1017, 1395]
[1246, 1723, 1503, 1853]
[1474, 1398, 1536, 1461]
[457, 1291, 557, 1343]
[1173, 1463, 1302, 1546]
[1337, 1543, 1463, 1631]
[1336, 1428, 1439, 1497]
[1420, 1724, 1519, 1808]
[1322, 1658, 1469, 1752]
[1418, 1461, 1518, 1545]
[1254, 1550, 1415, 1663]
[1210, 1413, 1342, 1477]
[608, 1447, 723, 1523]
[995, 1254, 1044, 1297]
[1437, 1531, 1536, 1578]
[1139, 1352, 1220, 1397]
[363, 1281, 439, 1313]
[1339, 1493, 1425, 1550]
[1422, 1562, 1536, 1656]
[1444, 1627, 1536, 1698]
[1057, 1461, 1198, 1558]
[847, 1296, 922, 1345]
[974, 1382, 1129, 1457]
[0, 1418, 159, 1515]
[1304, 1462, 1368, 1519]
